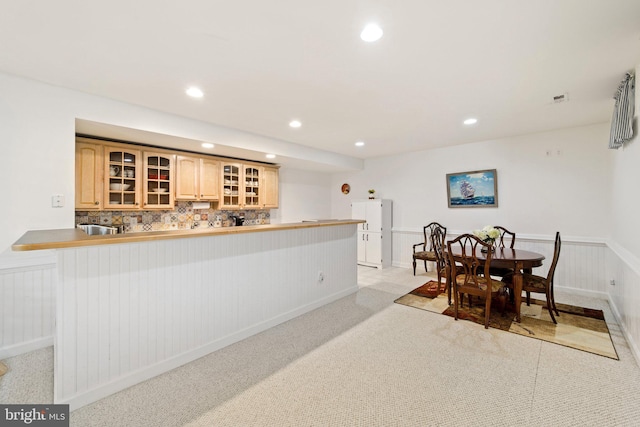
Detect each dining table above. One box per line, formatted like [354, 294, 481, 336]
[449, 246, 545, 322]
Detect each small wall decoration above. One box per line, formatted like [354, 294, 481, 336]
[341, 183, 350, 194]
[446, 169, 498, 208]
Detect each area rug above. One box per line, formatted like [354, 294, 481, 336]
[395, 281, 619, 360]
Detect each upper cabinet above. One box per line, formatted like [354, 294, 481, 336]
[175, 155, 219, 201]
[220, 163, 279, 209]
[220, 162, 242, 209]
[262, 166, 279, 209]
[144, 152, 174, 209]
[75, 138, 278, 212]
[104, 146, 141, 210]
[75, 141, 103, 210]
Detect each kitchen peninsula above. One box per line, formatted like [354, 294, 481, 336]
[13, 220, 362, 410]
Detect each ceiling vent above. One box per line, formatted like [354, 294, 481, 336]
[552, 93, 569, 103]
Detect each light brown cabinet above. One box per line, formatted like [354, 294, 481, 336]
[220, 163, 280, 209]
[262, 166, 279, 209]
[76, 138, 278, 212]
[175, 155, 220, 201]
[104, 146, 142, 210]
[143, 152, 174, 209]
[75, 141, 103, 210]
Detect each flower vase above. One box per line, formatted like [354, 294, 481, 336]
[481, 240, 495, 253]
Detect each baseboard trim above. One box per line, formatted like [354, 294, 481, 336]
[58, 285, 359, 411]
[0, 336, 53, 360]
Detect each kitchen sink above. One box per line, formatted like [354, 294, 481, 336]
[77, 224, 120, 235]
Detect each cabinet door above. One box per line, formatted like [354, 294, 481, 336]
[243, 166, 261, 208]
[365, 232, 382, 264]
[357, 231, 367, 263]
[366, 200, 382, 232]
[144, 152, 174, 209]
[221, 162, 241, 208]
[262, 166, 279, 208]
[104, 147, 141, 210]
[175, 155, 199, 200]
[75, 142, 103, 210]
[199, 158, 220, 200]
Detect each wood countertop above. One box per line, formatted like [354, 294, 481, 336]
[12, 220, 364, 251]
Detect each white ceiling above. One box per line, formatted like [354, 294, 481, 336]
[2, 1, 640, 164]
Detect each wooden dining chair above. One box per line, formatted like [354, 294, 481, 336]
[432, 227, 463, 305]
[502, 232, 561, 323]
[412, 222, 446, 275]
[489, 226, 517, 279]
[447, 234, 507, 328]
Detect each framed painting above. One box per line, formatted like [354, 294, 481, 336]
[446, 169, 498, 208]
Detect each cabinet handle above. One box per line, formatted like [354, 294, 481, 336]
[94, 201, 99, 205]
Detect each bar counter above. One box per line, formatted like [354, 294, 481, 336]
[12, 220, 361, 410]
[12, 219, 363, 251]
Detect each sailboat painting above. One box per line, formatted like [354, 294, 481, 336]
[446, 169, 498, 208]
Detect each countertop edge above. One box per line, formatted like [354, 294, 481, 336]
[12, 220, 364, 251]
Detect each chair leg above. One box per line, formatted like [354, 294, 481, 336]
[484, 297, 491, 329]
[412, 258, 416, 276]
[546, 294, 557, 324]
[526, 291, 531, 306]
[550, 283, 559, 317]
[423, 260, 428, 273]
[453, 290, 459, 321]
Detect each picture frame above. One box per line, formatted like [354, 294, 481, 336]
[446, 169, 498, 208]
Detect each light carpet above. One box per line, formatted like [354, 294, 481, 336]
[395, 280, 619, 360]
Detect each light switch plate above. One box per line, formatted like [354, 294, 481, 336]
[52, 194, 64, 208]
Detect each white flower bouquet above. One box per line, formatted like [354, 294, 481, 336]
[473, 225, 500, 245]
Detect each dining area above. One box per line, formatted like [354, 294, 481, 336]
[399, 222, 618, 360]
[412, 222, 561, 328]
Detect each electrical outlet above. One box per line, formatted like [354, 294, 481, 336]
[318, 271, 325, 283]
[610, 279, 616, 286]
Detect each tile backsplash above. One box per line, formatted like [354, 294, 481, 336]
[76, 201, 270, 233]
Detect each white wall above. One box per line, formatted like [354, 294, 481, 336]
[271, 168, 332, 224]
[606, 63, 640, 363]
[330, 123, 613, 238]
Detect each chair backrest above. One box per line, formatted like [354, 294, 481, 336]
[446, 234, 493, 290]
[546, 232, 562, 283]
[430, 226, 447, 268]
[424, 222, 446, 250]
[494, 226, 516, 248]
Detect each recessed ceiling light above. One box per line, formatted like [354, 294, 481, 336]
[360, 23, 383, 42]
[463, 118, 478, 125]
[186, 86, 204, 98]
[201, 143, 214, 149]
[289, 120, 302, 128]
[355, 141, 365, 147]
[266, 154, 276, 159]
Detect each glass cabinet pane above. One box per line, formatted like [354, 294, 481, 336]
[145, 154, 173, 209]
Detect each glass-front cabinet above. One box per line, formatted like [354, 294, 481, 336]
[221, 162, 241, 209]
[144, 152, 174, 209]
[220, 163, 264, 209]
[244, 166, 261, 209]
[104, 146, 141, 210]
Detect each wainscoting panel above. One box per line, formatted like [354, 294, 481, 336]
[606, 242, 640, 366]
[392, 228, 608, 295]
[55, 224, 359, 409]
[0, 257, 56, 359]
